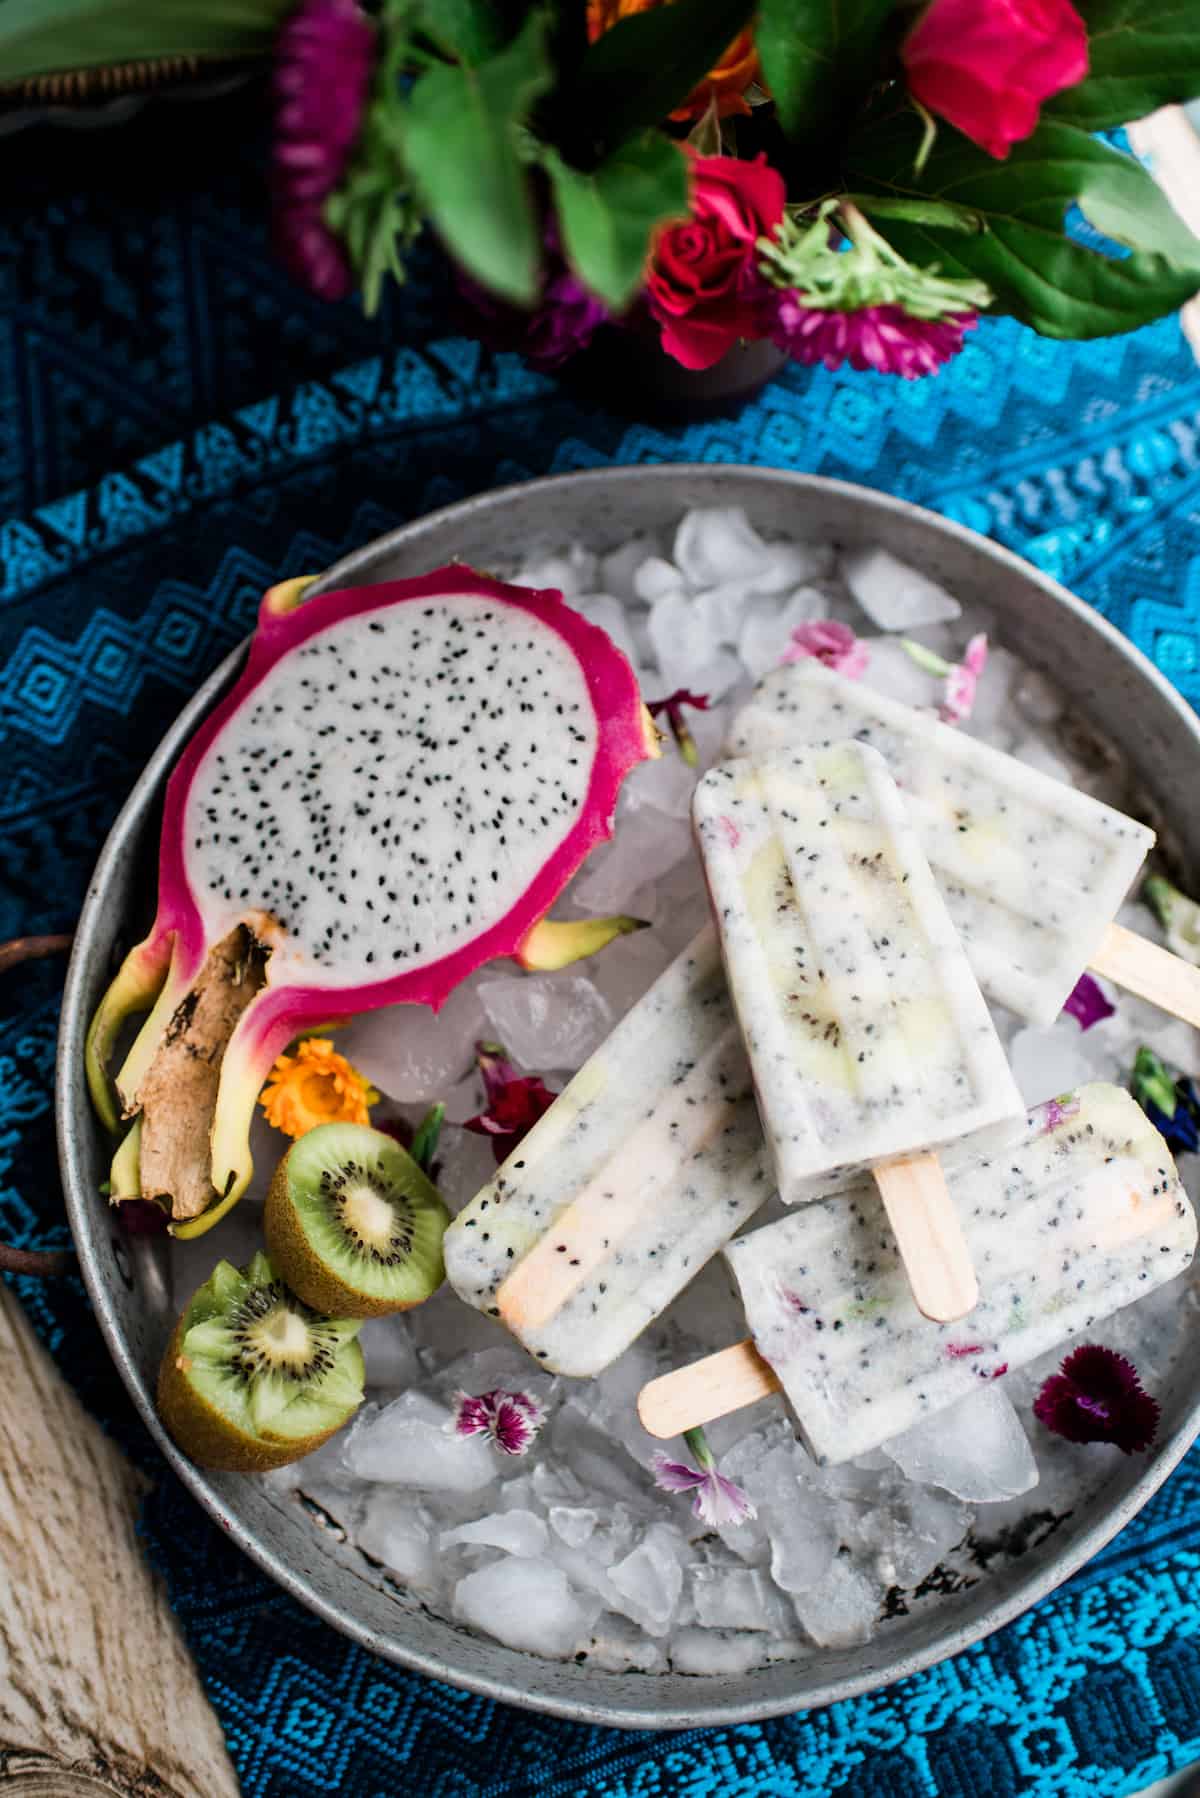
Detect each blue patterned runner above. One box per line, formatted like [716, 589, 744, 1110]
[4, 91, 1200, 1798]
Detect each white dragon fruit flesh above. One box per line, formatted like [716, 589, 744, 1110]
[87, 569, 657, 1235]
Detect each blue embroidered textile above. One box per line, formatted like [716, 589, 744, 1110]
[4, 91, 1200, 1798]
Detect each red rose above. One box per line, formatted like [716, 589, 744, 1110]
[902, 0, 1088, 160]
[646, 153, 785, 371]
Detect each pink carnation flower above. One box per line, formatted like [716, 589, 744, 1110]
[652, 1427, 756, 1529]
[772, 297, 977, 379]
[780, 619, 869, 679]
[940, 632, 989, 724]
[452, 1388, 546, 1457]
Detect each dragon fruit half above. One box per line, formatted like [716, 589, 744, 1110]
[87, 568, 657, 1236]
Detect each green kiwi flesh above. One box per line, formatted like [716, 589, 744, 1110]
[265, 1122, 450, 1317]
[157, 1251, 364, 1471]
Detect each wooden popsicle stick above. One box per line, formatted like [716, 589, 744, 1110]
[638, 1339, 781, 1439]
[1089, 922, 1200, 1030]
[872, 1150, 978, 1324]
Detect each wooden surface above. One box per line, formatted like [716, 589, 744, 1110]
[0, 1284, 240, 1797]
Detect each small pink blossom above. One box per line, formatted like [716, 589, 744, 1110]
[1036, 1092, 1082, 1134]
[781, 619, 869, 679]
[771, 297, 977, 379]
[940, 633, 989, 725]
[652, 1426, 756, 1528]
[463, 1042, 558, 1164]
[1063, 973, 1116, 1032]
[452, 1388, 546, 1457]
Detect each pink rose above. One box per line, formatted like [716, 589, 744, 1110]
[780, 619, 869, 679]
[646, 153, 785, 371]
[902, 0, 1089, 160]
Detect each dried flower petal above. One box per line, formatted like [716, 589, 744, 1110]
[1034, 1344, 1160, 1453]
[260, 1036, 379, 1138]
[1063, 973, 1116, 1032]
[940, 632, 988, 725]
[781, 620, 868, 679]
[647, 688, 711, 766]
[463, 1042, 558, 1163]
[452, 1388, 546, 1456]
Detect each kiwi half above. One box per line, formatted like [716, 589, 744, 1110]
[157, 1252, 365, 1472]
[264, 1122, 450, 1318]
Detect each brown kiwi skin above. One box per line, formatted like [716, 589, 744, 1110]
[156, 1316, 357, 1473]
[263, 1149, 444, 1319]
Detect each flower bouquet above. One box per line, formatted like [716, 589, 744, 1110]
[7, 0, 1200, 384]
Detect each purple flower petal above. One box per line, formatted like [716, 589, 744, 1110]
[1063, 973, 1116, 1031]
[452, 1388, 546, 1457]
[652, 1455, 708, 1494]
[1033, 1344, 1160, 1454]
[652, 1452, 756, 1527]
[771, 297, 976, 380]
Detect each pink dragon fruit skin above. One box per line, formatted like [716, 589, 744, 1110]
[87, 567, 658, 1236]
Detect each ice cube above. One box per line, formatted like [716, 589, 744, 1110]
[342, 978, 486, 1104]
[454, 1557, 600, 1658]
[691, 1564, 787, 1632]
[550, 1505, 599, 1548]
[737, 588, 829, 681]
[841, 546, 962, 631]
[572, 806, 694, 913]
[962, 645, 1022, 747]
[860, 637, 943, 710]
[342, 1390, 498, 1492]
[599, 535, 661, 601]
[728, 1441, 839, 1593]
[1013, 667, 1065, 727]
[441, 1509, 550, 1557]
[609, 1523, 686, 1636]
[855, 1487, 970, 1589]
[670, 1626, 766, 1675]
[1010, 1018, 1104, 1104]
[882, 1386, 1039, 1502]
[479, 973, 613, 1074]
[585, 928, 677, 1018]
[674, 507, 770, 589]
[585, 1612, 668, 1673]
[357, 1315, 420, 1393]
[573, 593, 643, 673]
[620, 748, 697, 820]
[633, 556, 685, 603]
[792, 1555, 882, 1648]
[514, 546, 597, 598]
[357, 1490, 439, 1591]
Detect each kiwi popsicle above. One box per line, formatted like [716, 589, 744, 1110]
[693, 741, 1024, 1209]
[728, 658, 1161, 1028]
[442, 928, 773, 1376]
[638, 1084, 1196, 1464]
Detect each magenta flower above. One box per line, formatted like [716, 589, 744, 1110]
[939, 631, 988, 725]
[463, 1042, 558, 1164]
[1063, 973, 1116, 1032]
[647, 688, 711, 767]
[272, 0, 375, 301]
[771, 297, 977, 379]
[653, 1427, 756, 1529]
[1034, 1344, 1160, 1454]
[452, 1387, 546, 1457]
[780, 619, 869, 679]
[456, 236, 609, 370]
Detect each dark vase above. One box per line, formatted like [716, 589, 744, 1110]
[563, 318, 788, 424]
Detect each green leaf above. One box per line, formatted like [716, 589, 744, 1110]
[846, 194, 985, 233]
[0, 0, 291, 83]
[846, 109, 1200, 338]
[543, 133, 688, 309]
[566, 0, 756, 153]
[1045, 0, 1200, 132]
[415, 0, 504, 63]
[398, 11, 552, 305]
[757, 0, 895, 142]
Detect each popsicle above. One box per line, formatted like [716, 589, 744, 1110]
[442, 928, 773, 1377]
[637, 1083, 1196, 1464]
[726, 658, 1199, 1030]
[693, 740, 1024, 1320]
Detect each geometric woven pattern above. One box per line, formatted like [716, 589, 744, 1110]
[3, 89, 1200, 1798]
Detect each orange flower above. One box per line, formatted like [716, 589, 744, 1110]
[586, 0, 761, 121]
[260, 1037, 380, 1139]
